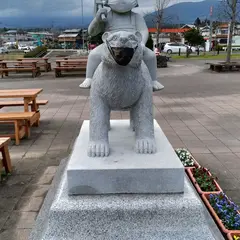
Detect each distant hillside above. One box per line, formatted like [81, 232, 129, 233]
[145, 0, 219, 28]
[0, 0, 239, 29]
[0, 16, 93, 29]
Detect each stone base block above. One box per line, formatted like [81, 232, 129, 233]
[67, 120, 184, 194]
[30, 168, 224, 240]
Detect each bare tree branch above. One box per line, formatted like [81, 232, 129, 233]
[150, 0, 173, 49]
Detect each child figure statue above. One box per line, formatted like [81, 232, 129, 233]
[79, 0, 164, 91]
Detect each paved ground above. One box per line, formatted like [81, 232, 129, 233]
[1, 60, 240, 239]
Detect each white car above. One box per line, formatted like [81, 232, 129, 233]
[163, 43, 205, 54]
[18, 46, 31, 53]
[163, 43, 191, 54]
[0, 47, 9, 54]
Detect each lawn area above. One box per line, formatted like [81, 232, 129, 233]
[172, 53, 240, 60]
[0, 52, 24, 60]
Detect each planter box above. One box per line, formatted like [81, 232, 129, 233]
[227, 233, 240, 240]
[184, 157, 201, 170]
[187, 168, 222, 194]
[202, 194, 240, 235]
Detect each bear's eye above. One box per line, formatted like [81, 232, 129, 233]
[111, 35, 118, 41]
[128, 35, 136, 41]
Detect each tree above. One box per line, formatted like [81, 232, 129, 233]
[194, 17, 202, 29]
[152, 0, 172, 50]
[146, 34, 154, 50]
[218, 0, 240, 63]
[184, 29, 205, 47]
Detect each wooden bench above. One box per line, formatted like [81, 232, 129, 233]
[0, 67, 41, 78]
[209, 62, 240, 72]
[16, 62, 51, 72]
[0, 100, 48, 110]
[0, 137, 12, 174]
[0, 111, 40, 145]
[55, 66, 86, 77]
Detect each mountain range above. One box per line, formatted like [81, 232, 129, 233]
[0, 0, 231, 29]
[145, 0, 219, 28]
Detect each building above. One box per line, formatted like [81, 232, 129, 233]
[148, 28, 190, 46]
[200, 26, 211, 38]
[1, 30, 29, 43]
[58, 29, 87, 49]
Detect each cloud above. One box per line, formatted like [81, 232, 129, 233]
[0, 0, 201, 17]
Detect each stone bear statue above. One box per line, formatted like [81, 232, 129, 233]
[88, 30, 156, 157]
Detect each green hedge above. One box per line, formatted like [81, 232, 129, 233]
[24, 46, 47, 58]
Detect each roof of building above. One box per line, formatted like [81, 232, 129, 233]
[58, 34, 79, 38]
[181, 24, 195, 29]
[63, 29, 81, 33]
[28, 32, 53, 36]
[148, 28, 190, 33]
[6, 30, 17, 34]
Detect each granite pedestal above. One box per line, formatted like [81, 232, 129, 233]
[29, 120, 224, 240]
[67, 120, 184, 195]
[30, 167, 223, 240]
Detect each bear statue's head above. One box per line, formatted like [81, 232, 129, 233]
[102, 31, 143, 68]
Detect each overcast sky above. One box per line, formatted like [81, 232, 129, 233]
[0, 0, 202, 17]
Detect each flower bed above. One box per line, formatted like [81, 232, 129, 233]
[202, 193, 240, 234]
[227, 233, 240, 240]
[187, 167, 222, 194]
[175, 148, 200, 169]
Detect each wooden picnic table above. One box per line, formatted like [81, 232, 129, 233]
[0, 88, 43, 112]
[0, 60, 41, 77]
[55, 59, 88, 67]
[16, 58, 51, 72]
[17, 57, 49, 63]
[0, 60, 39, 67]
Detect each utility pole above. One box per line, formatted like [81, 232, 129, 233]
[81, 0, 85, 50]
[209, 6, 213, 52]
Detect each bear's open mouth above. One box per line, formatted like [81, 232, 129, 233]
[106, 40, 138, 66]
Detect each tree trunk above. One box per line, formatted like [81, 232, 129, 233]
[226, 22, 234, 63]
[226, 0, 237, 64]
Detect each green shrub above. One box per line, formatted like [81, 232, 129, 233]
[24, 46, 47, 58]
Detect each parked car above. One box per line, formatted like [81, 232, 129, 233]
[163, 43, 205, 54]
[191, 46, 205, 52]
[18, 46, 31, 53]
[0, 47, 9, 54]
[163, 43, 191, 54]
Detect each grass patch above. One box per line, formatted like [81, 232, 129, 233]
[172, 54, 240, 60]
[0, 52, 24, 60]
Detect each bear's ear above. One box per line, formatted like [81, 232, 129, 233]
[102, 32, 110, 42]
[135, 31, 142, 43]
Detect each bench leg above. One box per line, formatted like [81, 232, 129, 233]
[14, 121, 20, 145]
[1, 145, 12, 173]
[25, 121, 31, 138]
[55, 69, 61, 77]
[30, 104, 40, 127]
[47, 63, 52, 72]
